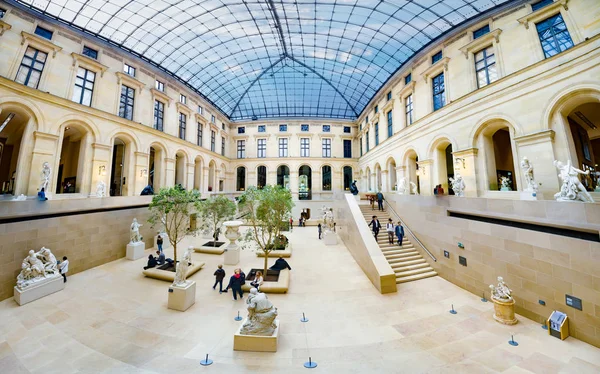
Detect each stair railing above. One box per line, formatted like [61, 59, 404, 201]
[383, 201, 437, 262]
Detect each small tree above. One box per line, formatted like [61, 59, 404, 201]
[147, 186, 201, 265]
[239, 185, 294, 276]
[196, 195, 236, 246]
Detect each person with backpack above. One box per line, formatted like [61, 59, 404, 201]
[376, 191, 384, 211]
[368, 215, 381, 240]
[386, 218, 395, 245]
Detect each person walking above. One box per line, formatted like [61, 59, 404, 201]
[395, 221, 405, 246]
[318, 223, 322, 239]
[289, 217, 293, 232]
[59, 256, 69, 283]
[368, 215, 381, 240]
[386, 218, 395, 245]
[157, 235, 163, 253]
[376, 191, 384, 211]
[213, 264, 226, 293]
[225, 268, 245, 301]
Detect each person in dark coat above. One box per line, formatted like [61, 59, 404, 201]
[269, 257, 292, 271]
[157, 235, 163, 253]
[143, 254, 157, 270]
[225, 268, 245, 301]
[213, 264, 226, 293]
[376, 191, 384, 211]
[368, 215, 381, 239]
[395, 221, 405, 246]
[318, 223, 322, 239]
[37, 188, 48, 201]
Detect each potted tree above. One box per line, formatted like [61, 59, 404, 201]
[239, 185, 293, 289]
[195, 195, 236, 253]
[144, 186, 205, 281]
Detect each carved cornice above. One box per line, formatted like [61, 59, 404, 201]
[421, 57, 450, 79]
[71, 52, 108, 76]
[195, 113, 207, 124]
[0, 20, 12, 36]
[514, 130, 555, 145]
[518, 0, 569, 29]
[151, 88, 172, 107]
[398, 81, 416, 98]
[21, 31, 62, 57]
[176, 102, 191, 115]
[33, 131, 59, 141]
[459, 29, 502, 58]
[115, 72, 144, 91]
[452, 147, 479, 157]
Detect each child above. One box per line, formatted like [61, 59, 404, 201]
[59, 256, 69, 283]
[318, 223, 322, 239]
[213, 264, 226, 293]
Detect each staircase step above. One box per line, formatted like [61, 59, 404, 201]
[382, 249, 418, 256]
[396, 271, 438, 283]
[386, 254, 421, 262]
[392, 262, 429, 271]
[395, 267, 436, 278]
[390, 258, 426, 267]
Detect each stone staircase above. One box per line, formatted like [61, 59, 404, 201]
[359, 204, 437, 283]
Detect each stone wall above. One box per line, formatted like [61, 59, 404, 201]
[388, 194, 600, 348]
[0, 198, 155, 301]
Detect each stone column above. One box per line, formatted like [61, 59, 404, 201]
[312, 169, 322, 198]
[164, 157, 175, 188]
[418, 159, 433, 196]
[134, 151, 149, 195]
[225, 171, 234, 192]
[513, 130, 558, 198]
[186, 162, 195, 190]
[247, 169, 256, 191]
[452, 148, 479, 197]
[290, 169, 299, 199]
[268, 170, 277, 186]
[26, 130, 57, 196]
[90, 143, 111, 196]
[202, 166, 210, 194]
[381, 170, 389, 192]
[334, 169, 343, 193]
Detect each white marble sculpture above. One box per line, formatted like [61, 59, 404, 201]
[499, 176, 512, 191]
[397, 177, 408, 195]
[13, 194, 26, 201]
[553, 160, 594, 203]
[410, 181, 419, 195]
[449, 173, 465, 197]
[240, 288, 278, 336]
[172, 246, 193, 287]
[16, 247, 60, 290]
[521, 157, 538, 193]
[321, 206, 335, 233]
[489, 276, 513, 302]
[130, 218, 143, 243]
[96, 180, 106, 198]
[40, 162, 51, 191]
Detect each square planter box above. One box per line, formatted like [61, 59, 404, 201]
[242, 268, 290, 294]
[256, 243, 293, 258]
[143, 262, 205, 282]
[233, 319, 279, 352]
[194, 241, 227, 255]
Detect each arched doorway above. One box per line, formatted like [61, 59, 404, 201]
[375, 163, 382, 191]
[563, 102, 600, 191]
[365, 166, 372, 191]
[208, 160, 216, 192]
[193, 156, 202, 191]
[387, 158, 397, 191]
[298, 165, 312, 200]
[277, 165, 289, 189]
[219, 163, 226, 192]
[257, 165, 267, 189]
[236, 166, 246, 191]
[148, 144, 165, 191]
[322, 165, 332, 191]
[55, 124, 93, 194]
[0, 106, 36, 196]
[474, 120, 518, 191]
[175, 151, 186, 188]
[343, 166, 353, 190]
[431, 139, 454, 194]
[403, 149, 420, 194]
[110, 138, 127, 196]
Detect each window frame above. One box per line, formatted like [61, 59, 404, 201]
[237, 126, 245, 134]
[432, 72, 446, 111]
[258, 125, 266, 133]
[387, 111, 393, 138]
[278, 137, 289, 157]
[118, 84, 135, 120]
[178, 112, 187, 140]
[405, 94, 414, 126]
[221, 137, 225, 156]
[322, 138, 332, 158]
[257, 138, 267, 158]
[34, 26, 53, 40]
[154, 100, 165, 131]
[72, 67, 95, 106]
[82, 45, 98, 59]
[343, 139, 352, 158]
[123, 63, 136, 77]
[197, 122, 203, 146]
[475, 46, 498, 88]
[535, 13, 574, 59]
[155, 80, 164, 92]
[300, 137, 310, 157]
[374, 122, 379, 146]
[210, 130, 216, 152]
[237, 139, 246, 159]
[322, 125, 331, 133]
[322, 165, 332, 191]
[179, 94, 187, 104]
[15, 47, 48, 89]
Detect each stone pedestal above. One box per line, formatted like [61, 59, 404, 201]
[492, 298, 518, 325]
[14, 275, 64, 306]
[520, 191, 542, 201]
[154, 233, 170, 250]
[224, 248, 240, 265]
[323, 233, 337, 245]
[233, 319, 279, 352]
[168, 281, 196, 311]
[126, 241, 145, 260]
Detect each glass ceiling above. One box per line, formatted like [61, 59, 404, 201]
[13, 0, 513, 121]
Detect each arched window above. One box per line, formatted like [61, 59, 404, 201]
[236, 166, 246, 191]
[299, 165, 312, 200]
[277, 165, 290, 188]
[343, 166, 353, 190]
[322, 165, 332, 191]
[257, 166, 267, 189]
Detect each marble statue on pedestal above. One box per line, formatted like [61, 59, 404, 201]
[499, 176, 512, 191]
[397, 177, 407, 195]
[240, 288, 278, 336]
[321, 206, 335, 233]
[172, 246, 193, 287]
[40, 162, 51, 191]
[489, 276, 513, 302]
[521, 157, 538, 193]
[450, 173, 465, 197]
[96, 180, 106, 197]
[410, 181, 419, 195]
[130, 218, 143, 243]
[553, 160, 594, 203]
[16, 247, 60, 290]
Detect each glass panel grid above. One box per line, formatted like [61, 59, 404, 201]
[475, 46, 497, 88]
[257, 138, 266, 158]
[72, 67, 95, 106]
[536, 14, 574, 59]
[179, 112, 187, 140]
[119, 85, 135, 120]
[322, 138, 332, 158]
[15, 47, 47, 89]
[237, 140, 245, 159]
[154, 100, 164, 131]
[301, 138, 310, 157]
[432, 73, 445, 111]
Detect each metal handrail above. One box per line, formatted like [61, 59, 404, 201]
[384, 200, 437, 262]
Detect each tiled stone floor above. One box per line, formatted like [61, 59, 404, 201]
[0, 227, 599, 373]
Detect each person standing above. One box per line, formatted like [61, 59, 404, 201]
[289, 217, 293, 232]
[157, 235, 163, 253]
[376, 191, 384, 211]
[368, 215, 381, 240]
[225, 268, 245, 301]
[386, 219, 395, 245]
[395, 221, 405, 246]
[318, 223, 322, 239]
[59, 256, 69, 283]
[438, 185, 444, 195]
[213, 264, 226, 293]
[433, 185, 439, 195]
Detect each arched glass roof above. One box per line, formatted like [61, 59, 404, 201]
[13, 0, 513, 120]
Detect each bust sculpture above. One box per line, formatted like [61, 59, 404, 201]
[520, 157, 538, 193]
[40, 162, 51, 191]
[397, 177, 407, 195]
[450, 173, 465, 197]
[16, 247, 60, 290]
[96, 180, 106, 198]
[240, 288, 278, 336]
[349, 180, 359, 195]
[172, 246, 193, 287]
[553, 160, 594, 202]
[489, 276, 512, 302]
[130, 218, 143, 243]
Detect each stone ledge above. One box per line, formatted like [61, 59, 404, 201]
[142, 262, 205, 282]
[194, 241, 226, 255]
[242, 269, 290, 294]
[256, 243, 292, 258]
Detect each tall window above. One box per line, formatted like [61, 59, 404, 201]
[374, 123, 379, 146]
[374, 105, 379, 114]
[237, 140, 246, 159]
[366, 131, 370, 152]
[15, 47, 47, 89]
[72, 67, 95, 106]
[360, 137, 363, 156]
[211, 114, 215, 123]
[178, 113, 187, 140]
[475, 46, 498, 88]
[405, 94, 413, 125]
[322, 138, 331, 158]
[82, 46, 98, 59]
[257, 166, 267, 189]
[236, 167, 246, 191]
[154, 100, 164, 131]
[119, 85, 135, 120]
[257, 139, 266, 158]
[343, 139, 352, 158]
[322, 166, 332, 191]
[221, 137, 225, 156]
[210, 130, 215, 152]
[123, 63, 136, 77]
[387, 91, 392, 101]
[536, 14, 574, 59]
[432, 73, 445, 111]
[343, 166, 353, 190]
[387, 111, 393, 137]
[197, 105, 203, 114]
[279, 138, 288, 157]
[300, 138, 310, 157]
[155, 80, 164, 92]
[197, 123, 203, 146]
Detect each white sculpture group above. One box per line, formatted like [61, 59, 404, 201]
[240, 288, 278, 336]
[449, 173, 465, 197]
[554, 159, 594, 203]
[96, 180, 106, 197]
[321, 206, 335, 235]
[130, 218, 143, 243]
[396, 177, 419, 195]
[172, 246, 193, 287]
[489, 276, 512, 302]
[16, 247, 60, 290]
[40, 162, 51, 191]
